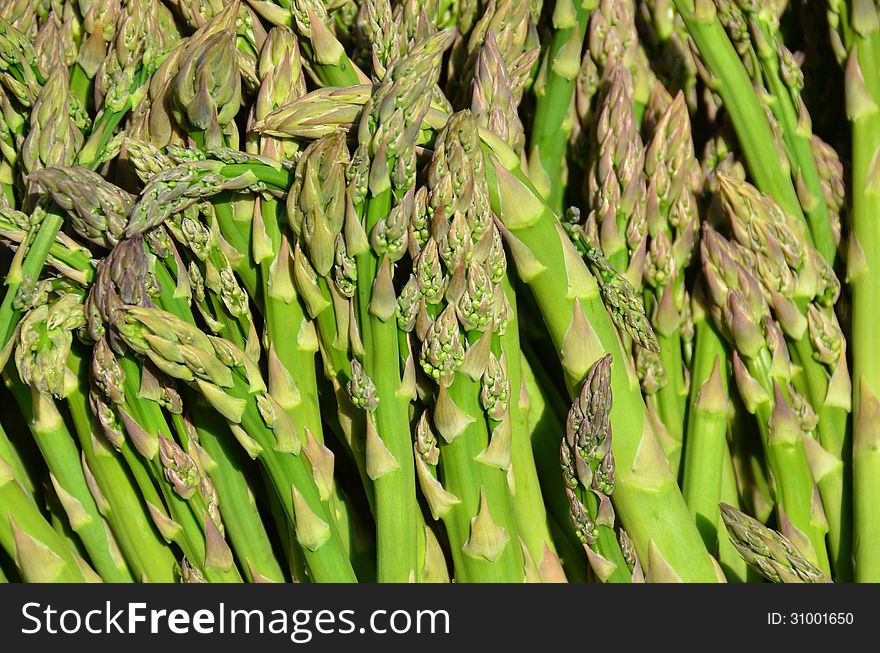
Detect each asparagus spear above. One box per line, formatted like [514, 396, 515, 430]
[345, 32, 455, 582]
[0, 63, 82, 355]
[716, 173, 851, 579]
[584, 63, 646, 284]
[672, 1, 819, 243]
[587, 0, 654, 117]
[9, 294, 133, 582]
[843, 0, 880, 581]
[720, 502, 831, 583]
[528, 0, 592, 209]
[734, 1, 838, 263]
[0, 423, 93, 582]
[110, 300, 355, 581]
[520, 347, 589, 582]
[681, 288, 730, 553]
[561, 354, 632, 582]
[84, 236, 244, 583]
[67, 346, 179, 583]
[718, 450, 756, 582]
[25, 162, 291, 581]
[79, 0, 179, 168]
[640, 91, 699, 474]
[470, 24, 558, 573]
[700, 224, 830, 572]
[247, 0, 365, 86]
[479, 117, 719, 582]
[411, 111, 525, 582]
[187, 401, 286, 582]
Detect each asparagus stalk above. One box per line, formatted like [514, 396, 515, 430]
[188, 401, 286, 582]
[8, 289, 137, 582]
[79, 0, 178, 169]
[718, 449, 755, 582]
[67, 347, 179, 583]
[83, 236, 244, 583]
[672, 2, 810, 228]
[0, 424, 91, 582]
[640, 91, 700, 474]
[723, 1, 838, 263]
[844, 0, 880, 581]
[501, 277, 561, 576]
[479, 118, 719, 581]
[528, 0, 592, 209]
[561, 354, 632, 582]
[0, 381, 36, 499]
[587, 0, 654, 118]
[7, 380, 134, 582]
[520, 348, 589, 582]
[681, 293, 730, 553]
[700, 225, 830, 572]
[111, 300, 355, 581]
[0, 62, 82, 353]
[584, 64, 646, 283]
[716, 173, 851, 579]
[720, 502, 831, 583]
[247, 0, 364, 86]
[410, 112, 524, 582]
[285, 136, 375, 506]
[252, 28, 338, 474]
[344, 33, 456, 582]
[469, 29, 559, 574]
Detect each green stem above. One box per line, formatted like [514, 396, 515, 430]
[501, 276, 558, 573]
[519, 344, 589, 582]
[260, 200, 324, 448]
[258, 199, 367, 572]
[673, 2, 803, 218]
[654, 329, 686, 476]
[189, 399, 286, 582]
[78, 66, 151, 169]
[234, 376, 358, 582]
[747, 351, 830, 573]
[220, 164, 292, 190]
[6, 376, 134, 582]
[352, 190, 419, 582]
[66, 348, 179, 583]
[0, 211, 64, 350]
[69, 63, 91, 109]
[789, 334, 851, 581]
[749, 17, 836, 263]
[298, 42, 362, 88]
[681, 318, 729, 552]
[439, 332, 525, 583]
[0, 424, 87, 582]
[483, 146, 717, 581]
[718, 447, 758, 583]
[0, 394, 36, 500]
[847, 8, 880, 582]
[118, 356, 242, 583]
[728, 390, 773, 524]
[528, 4, 591, 210]
[211, 193, 262, 306]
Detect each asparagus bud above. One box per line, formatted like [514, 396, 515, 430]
[720, 503, 830, 583]
[28, 166, 132, 248]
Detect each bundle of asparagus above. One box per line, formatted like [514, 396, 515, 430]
[0, 0, 870, 584]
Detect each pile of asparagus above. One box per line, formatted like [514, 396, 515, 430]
[0, 0, 870, 583]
